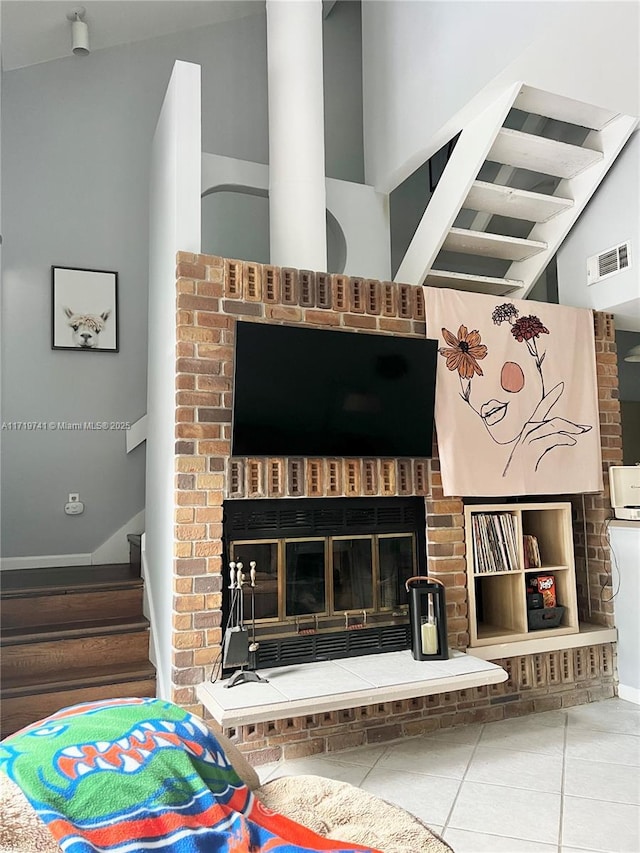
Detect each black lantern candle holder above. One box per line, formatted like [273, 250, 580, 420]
[405, 576, 449, 661]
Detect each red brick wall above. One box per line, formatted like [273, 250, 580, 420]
[570, 312, 622, 627]
[171, 252, 620, 755]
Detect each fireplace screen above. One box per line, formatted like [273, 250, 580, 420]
[229, 533, 414, 629]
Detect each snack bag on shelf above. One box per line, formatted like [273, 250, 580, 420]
[535, 574, 557, 608]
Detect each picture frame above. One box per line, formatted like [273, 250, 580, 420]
[51, 266, 119, 352]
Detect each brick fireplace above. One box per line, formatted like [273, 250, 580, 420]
[171, 252, 620, 763]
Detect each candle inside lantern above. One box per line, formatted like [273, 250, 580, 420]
[420, 619, 438, 655]
[406, 576, 448, 662]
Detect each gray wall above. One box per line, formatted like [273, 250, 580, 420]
[557, 133, 639, 328]
[616, 329, 640, 466]
[1, 12, 270, 558]
[1, 3, 365, 559]
[201, 190, 271, 265]
[617, 330, 640, 403]
[323, 0, 364, 183]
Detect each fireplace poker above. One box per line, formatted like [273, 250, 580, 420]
[249, 561, 258, 655]
[224, 559, 269, 689]
[236, 561, 244, 629]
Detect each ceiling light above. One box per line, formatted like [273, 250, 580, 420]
[67, 7, 90, 56]
[623, 344, 640, 363]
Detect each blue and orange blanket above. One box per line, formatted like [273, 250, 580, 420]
[0, 697, 380, 853]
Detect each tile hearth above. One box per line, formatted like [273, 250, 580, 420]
[197, 650, 507, 727]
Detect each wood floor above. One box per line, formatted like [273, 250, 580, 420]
[1, 553, 156, 738]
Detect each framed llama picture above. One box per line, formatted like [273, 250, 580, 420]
[51, 266, 119, 352]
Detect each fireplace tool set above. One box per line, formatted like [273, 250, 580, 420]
[220, 567, 449, 681]
[223, 560, 269, 688]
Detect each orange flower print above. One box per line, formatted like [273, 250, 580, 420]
[439, 325, 488, 379]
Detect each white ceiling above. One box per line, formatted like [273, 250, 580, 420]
[1, 1, 262, 71]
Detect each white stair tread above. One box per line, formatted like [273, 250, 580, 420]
[515, 85, 619, 131]
[464, 181, 574, 223]
[488, 128, 604, 179]
[443, 227, 547, 261]
[424, 270, 523, 297]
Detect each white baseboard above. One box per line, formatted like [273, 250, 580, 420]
[92, 510, 145, 565]
[140, 533, 147, 578]
[0, 553, 92, 571]
[1, 510, 145, 571]
[618, 684, 640, 705]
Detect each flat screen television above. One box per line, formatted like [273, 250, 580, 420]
[231, 321, 438, 458]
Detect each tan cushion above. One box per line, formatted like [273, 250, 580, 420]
[256, 774, 454, 853]
[0, 774, 60, 853]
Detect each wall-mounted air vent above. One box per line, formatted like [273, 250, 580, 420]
[587, 241, 631, 284]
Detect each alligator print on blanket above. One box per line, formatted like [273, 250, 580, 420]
[0, 698, 381, 853]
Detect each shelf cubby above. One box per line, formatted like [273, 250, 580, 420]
[465, 502, 579, 648]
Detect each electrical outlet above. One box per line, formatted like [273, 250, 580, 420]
[68, 493, 80, 503]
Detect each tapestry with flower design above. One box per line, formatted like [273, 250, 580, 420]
[424, 287, 603, 497]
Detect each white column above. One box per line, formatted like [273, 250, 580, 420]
[147, 60, 201, 700]
[267, 0, 327, 271]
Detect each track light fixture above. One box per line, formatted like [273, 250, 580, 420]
[67, 7, 90, 56]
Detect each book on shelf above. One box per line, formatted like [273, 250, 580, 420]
[471, 512, 518, 573]
[523, 534, 541, 569]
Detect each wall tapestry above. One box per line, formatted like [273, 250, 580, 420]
[424, 287, 603, 497]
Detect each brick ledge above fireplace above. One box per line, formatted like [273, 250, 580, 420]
[197, 650, 507, 727]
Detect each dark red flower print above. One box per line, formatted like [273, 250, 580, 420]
[511, 316, 549, 342]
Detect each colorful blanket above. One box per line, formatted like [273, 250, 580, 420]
[0, 698, 380, 853]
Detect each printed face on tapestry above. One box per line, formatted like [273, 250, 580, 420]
[438, 302, 592, 477]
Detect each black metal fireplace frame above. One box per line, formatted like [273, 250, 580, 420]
[222, 496, 427, 667]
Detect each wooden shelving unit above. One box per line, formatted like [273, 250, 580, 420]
[464, 502, 579, 648]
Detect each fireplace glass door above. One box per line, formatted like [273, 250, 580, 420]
[332, 537, 374, 612]
[229, 533, 416, 633]
[229, 540, 279, 621]
[286, 539, 326, 617]
[379, 534, 415, 610]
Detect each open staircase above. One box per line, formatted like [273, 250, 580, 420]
[0, 538, 155, 739]
[395, 83, 638, 297]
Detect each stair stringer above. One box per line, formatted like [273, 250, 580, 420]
[505, 115, 639, 301]
[393, 82, 523, 287]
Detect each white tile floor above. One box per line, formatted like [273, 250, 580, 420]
[257, 697, 640, 853]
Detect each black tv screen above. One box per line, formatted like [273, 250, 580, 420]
[231, 322, 438, 458]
